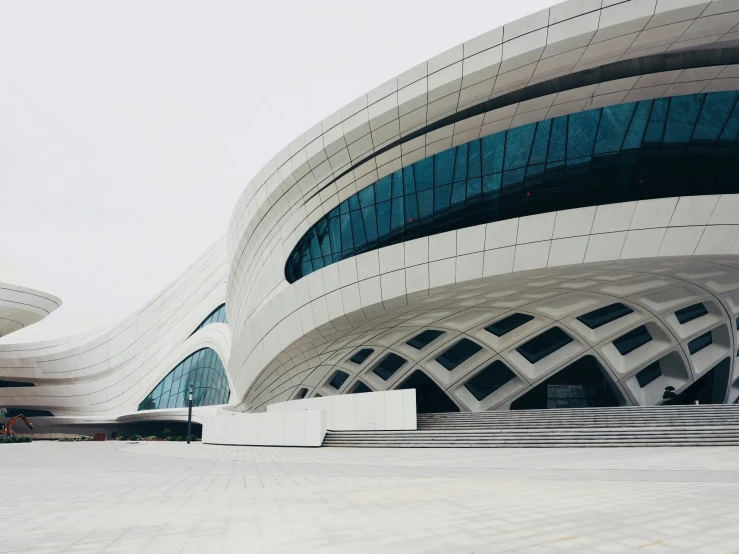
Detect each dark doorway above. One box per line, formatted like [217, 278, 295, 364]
[665, 357, 730, 405]
[396, 370, 460, 413]
[511, 355, 623, 410]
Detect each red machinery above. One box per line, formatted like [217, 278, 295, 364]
[0, 414, 34, 436]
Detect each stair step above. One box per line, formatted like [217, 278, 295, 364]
[323, 405, 739, 448]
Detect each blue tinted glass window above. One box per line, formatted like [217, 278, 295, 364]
[376, 175, 391, 202]
[407, 330, 444, 350]
[372, 353, 406, 381]
[406, 193, 419, 222]
[358, 184, 375, 208]
[547, 117, 567, 167]
[414, 157, 433, 191]
[468, 139, 482, 178]
[376, 201, 390, 238]
[644, 98, 668, 143]
[675, 303, 708, 325]
[138, 348, 230, 411]
[664, 94, 704, 143]
[483, 173, 501, 194]
[454, 143, 468, 182]
[485, 313, 534, 337]
[362, 207, 378, 243]
[435, 149, 455, 186]
[529, 119, 551, 165]
[192, 304, 228, 335]
[416, 191, 432, 219]
[389, 197, 405, 231]
[350, 381, 372, 394]
[622, 100, 653, 149]
[329, 370, 349, 390]
[504, 124, 536, 170]
[467, 177, 481, 197]
[481, 133, 504, 175]
[451, 182, 466, 205]
[595, 103, 636, 154]
[693, 92, 737, 141]
[436, 338, 482, 370]
[516, 327, 572, 364]
[636, 361, 661, 388]
[340, 214, 353, 251]
[350, 211, 367, 248]
[394, 169, 406, 197]
[567, 110, 600, 159]
[286, 91, 739, 283]
[435, 184, 452, 211]
[613, 326, 651, 356]
[688, 331, 712, 354]
[464, 361, 516, 401]
[577, 303, 633, 330]
[329, 217, 341, 252]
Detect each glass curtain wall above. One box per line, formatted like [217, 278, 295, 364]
[191, 304, 227, 335]
[286, 90, 739, 282]
[138, 348, 230, 410]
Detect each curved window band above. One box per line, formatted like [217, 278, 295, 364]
[138, 348, 230, 411]
[190, 304, 227, 336]
[286, 90, 739, 283]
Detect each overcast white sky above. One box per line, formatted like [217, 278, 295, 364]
[0, 0, 554, 322]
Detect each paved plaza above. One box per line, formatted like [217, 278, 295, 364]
[1, 442, 739, 553]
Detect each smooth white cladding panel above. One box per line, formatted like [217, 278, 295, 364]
[229, 197, 739, 413]
[240, 252, 739, 412]
[0, 240, 233, 419]
[0, 265, 62, 337]
[202, 409, 327, 447]
[266, 389, 417, 431]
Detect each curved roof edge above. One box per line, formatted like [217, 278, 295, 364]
[228, 0, 739, 250]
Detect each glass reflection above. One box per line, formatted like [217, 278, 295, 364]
[287, 91, 739, 283]
[138, 348, 230, 410]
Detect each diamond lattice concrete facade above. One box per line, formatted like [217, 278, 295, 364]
[5, 0, 739, 434]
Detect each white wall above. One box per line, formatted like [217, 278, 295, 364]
[201, 390, 415, 446]
[267, 389, 417, 431]
[202, 409, 326, 447]
[230, 194, 739, 411]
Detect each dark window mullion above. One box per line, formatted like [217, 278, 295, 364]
[523, 121, 538, 168]
[590, 107, 605, 157]
[617, 101, 640, 151]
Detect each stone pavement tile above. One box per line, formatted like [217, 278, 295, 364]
[1, 443, 739, 553]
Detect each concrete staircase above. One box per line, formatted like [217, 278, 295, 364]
[322, 405, 739, 448]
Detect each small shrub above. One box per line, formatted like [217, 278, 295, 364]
[0, 435, 32, 443]
[162, 428, 171, 439]
[130, 434, 142, 441]
[111, 430, 119, 440]
[174, 436, 184, 442]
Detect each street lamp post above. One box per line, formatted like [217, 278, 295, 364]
[187, 384, 193, 444]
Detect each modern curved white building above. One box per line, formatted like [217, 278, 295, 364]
[0, 259, 61, 339]
[5, 0, 739, 436]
